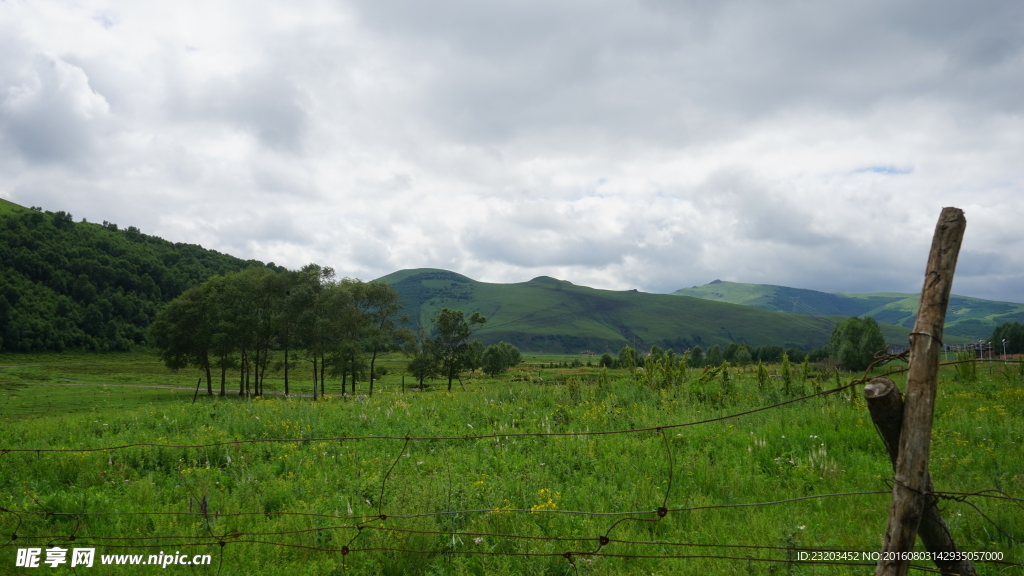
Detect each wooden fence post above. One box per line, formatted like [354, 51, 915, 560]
[864, 378, 976, 576]
[875, 207, 966, 576]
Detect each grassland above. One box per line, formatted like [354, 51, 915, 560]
[1, 351, 1021, 575]
[675, 280, 1024, 341]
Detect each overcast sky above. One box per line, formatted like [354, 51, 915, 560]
[2, 1, 1023, 302]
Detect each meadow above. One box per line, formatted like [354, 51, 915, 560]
[1, 352, 1021, 575]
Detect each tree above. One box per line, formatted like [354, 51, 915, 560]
[598, 352, 616, 368]
[706, 345, 724, 367]
[464, 340, 485, 374]
[991, 322, 1024, 356]
[361, 280, 413, 396]
[688, 345, 704, 368]
[618, 346, 637, 369]
[734, 346, 753, 367]
[147, 285, 214, 394]
[481, 341, 522, 376]
[828, 316, 886, 371]
[754, 344, 783, 363]
[291, 264, 336, 399]
[723, 342, 740, 362]
[784, 347, 807, 363]
[430, 308, 486, 391]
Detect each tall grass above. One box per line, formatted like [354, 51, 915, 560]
[1, 359, 1021, 575]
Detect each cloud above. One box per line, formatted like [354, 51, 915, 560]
[1, 0, 1022, 303]
[1, 40, 111, 164]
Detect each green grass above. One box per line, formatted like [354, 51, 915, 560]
[0, 197, 28, 215]
[674, 280, 1023, 341]
[1, 353, 1021, 574]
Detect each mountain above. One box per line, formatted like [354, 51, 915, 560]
[376, 269, 954, 353]
[673, 280, 1023, 341]
[0, 199, 280, 352]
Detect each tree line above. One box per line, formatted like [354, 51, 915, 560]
[598, 316, 887, 372]
[148, 264, 413, 398]
[147, 265, 524, 397]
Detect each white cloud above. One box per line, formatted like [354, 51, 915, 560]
[1, 0, 1022, 302]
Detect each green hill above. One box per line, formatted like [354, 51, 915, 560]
[0, 200, 280, 352]
[674, 280, 1022, 341]
[377, 269, 931, 353]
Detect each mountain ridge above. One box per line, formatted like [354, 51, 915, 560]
[673, 280, 1023, 341]
[375, 269, 972, 353]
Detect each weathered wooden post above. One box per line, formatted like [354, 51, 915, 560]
[875, 207, 966, 576]
[864, 378, 976, 576]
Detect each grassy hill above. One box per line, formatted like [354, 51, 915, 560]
[0, 198, 29, 215]
[376, 269, 936, 353]
[674, 280, 1023, 341]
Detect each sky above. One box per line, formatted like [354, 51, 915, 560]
[2, 1, 1023, 302]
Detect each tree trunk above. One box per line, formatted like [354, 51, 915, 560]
[864, 378, 976, 576]
[283, 329, 290, 396]
[876, 208, 966, 576]
[351, 354, 357, 395]
[369, 348, 378, 396]
[220, 359, 226, 397]
[253, 340, 260, 397]
[203, 351, 213, 395]
[312, 357, 318, 401]
[238, 348, 246, 396]
[320, 351, 325, 396]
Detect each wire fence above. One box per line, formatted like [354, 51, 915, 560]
[2, 358, 1022, 574]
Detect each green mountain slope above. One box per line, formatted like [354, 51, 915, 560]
[674, 281, 1023, 341]
[0, 200, 280, 352]
[377, 269, 928, 353]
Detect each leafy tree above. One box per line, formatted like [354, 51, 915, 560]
[757, 344, 784, 363]
[784, 347, 807, 363]
[688, 345, 704, 368]
[706, 345, 724, 367]
[828, 316, 886, 371]
[291, 264, 337, 399]
[991, 322, 1024, 356]
[598, 352, 616, 368]
[733, 346, 753, 367]
[464, 340, 486, 374]
[407, 353, 438, 387]
[481, 341, 522, 376]
[648, 345, 665, 361]
[723, 342, 740, 362]
[618, 346, 637, 369]
[361, 280, 413, 396]
[807, 347, 829, 362]
[430, 308, 486, 391]
[147, 285, 214, 394]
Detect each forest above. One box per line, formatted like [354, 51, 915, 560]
[0, 206, 279, 352]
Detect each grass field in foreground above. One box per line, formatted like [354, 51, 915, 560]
[1, 353, 1021, 575]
